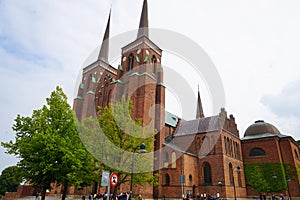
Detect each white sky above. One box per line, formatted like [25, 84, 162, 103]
[1, 0, 300, 173]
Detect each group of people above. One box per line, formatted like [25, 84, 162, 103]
[257, 193, 285, 200]
[84, 192, 142, 200]
[87, 193, 112, 200]
[194, 192, 220, 200]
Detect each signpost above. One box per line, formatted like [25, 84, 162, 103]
[101, 171, 110, 200]
[110, 173, 118, 187]
[180, 174, 185, 200]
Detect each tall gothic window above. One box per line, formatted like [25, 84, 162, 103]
[229, 163, 234, 186]
[128, 53, 134, 71]
[152, 55, 157, 74]
[203, 162, 212, 185]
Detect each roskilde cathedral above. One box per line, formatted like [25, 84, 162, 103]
[72, 0, 300, 199]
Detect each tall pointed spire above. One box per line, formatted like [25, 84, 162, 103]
[137, 0, 149, 38]
[98, 9, 111, 62]
[196, 85, 205, 119]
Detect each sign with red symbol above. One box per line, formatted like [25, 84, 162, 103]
[110, 173, 118, 187]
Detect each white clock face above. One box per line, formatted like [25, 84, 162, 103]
[122, 56, 127, 62]
[157, 58, 160, 63]
[145, 49, 150, 55]
[137, 49, 141, 54]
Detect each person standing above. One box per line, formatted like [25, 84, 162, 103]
[35, 192, 39, 200]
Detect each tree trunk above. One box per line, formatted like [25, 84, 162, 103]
[41, 187, 47, 200]
[61, 181, 69, 200]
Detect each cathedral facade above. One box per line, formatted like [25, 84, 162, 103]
[73, 0, 300, 199]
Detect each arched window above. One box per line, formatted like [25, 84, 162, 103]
[189, 174, 193, 185]
[224, 136, 228, 155]
[127, 53, 134, 71]
[229, 139, 233, 157]
[165, 174, 170, 186]
[203, 162, 212, 185]
[164, 151, 169, 168]
[234, 142, 238, 159]
[171, 152, 176, 168]
[249, 148, 266, 157]
[226, 137, 230, 156]
[152, 55, 157, 74]
[229, 163, 234, 186]
[294, 150, 299, 160]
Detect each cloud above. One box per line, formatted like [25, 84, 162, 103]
[261, 80, 300, 118]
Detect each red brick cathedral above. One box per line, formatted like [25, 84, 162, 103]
[73, 0, 300, 199]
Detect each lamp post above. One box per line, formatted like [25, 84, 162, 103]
[130, 143, 147, 200]
[233, 166, 241, 200]
[218, 181, 222, 198]
[286, 177, 292, 200]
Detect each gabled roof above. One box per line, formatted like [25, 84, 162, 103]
[174, 115, 220, 137]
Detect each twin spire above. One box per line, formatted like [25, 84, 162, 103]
[98, 0, 149, 62]
[137, 0, 149, 38]
[98, 9, 111, 62]
[98, 2, 204, 120]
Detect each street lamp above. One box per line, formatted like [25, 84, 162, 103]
[286, 177, 292, 200]
[233, 166, 241, 200]
[130, 143, 147, 200]
[218, 181, 223, 197]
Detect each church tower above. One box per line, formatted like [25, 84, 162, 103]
[74, 10, 118, 121]
[113, 0, 165, 134]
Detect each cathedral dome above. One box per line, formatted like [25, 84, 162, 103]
[244, 120, 280, 137]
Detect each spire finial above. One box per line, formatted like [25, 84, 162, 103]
[137, 0, 149, 38]
[196, 85, 205, 119]
[98, 9, 111, 62]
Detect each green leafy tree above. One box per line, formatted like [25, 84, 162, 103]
[1, 86, 96, 200]
[0, 166, 22, 196]
[78, 97, 158, 198]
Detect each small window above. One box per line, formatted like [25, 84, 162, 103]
[165, 174, 170, 186]
[189, 174, 193, 185]
[249, 148, 266, 157]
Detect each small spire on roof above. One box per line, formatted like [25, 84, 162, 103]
[137, 0, 149, 39]
[98, 9, 111, 62]
[196, 85, 205, 119]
